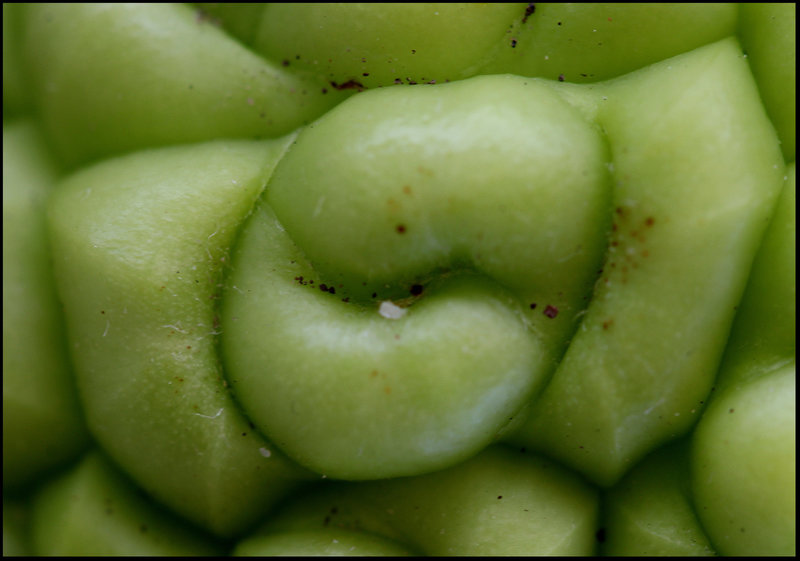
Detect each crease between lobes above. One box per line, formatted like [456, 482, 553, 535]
[223, 38, 785, 484]
[222, 73, 612, 479]
[44, 35, 787, 539]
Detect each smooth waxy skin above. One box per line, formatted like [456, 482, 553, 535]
[21, 3, 345, 169]
[224, 74, 610, 479]
[238, 445, 599, 556]
[481, 3, 738, 83]
[30, 451, 223, 556]
[253, 3, 523, 88]
[601, 440, 716, 556]
[510, 38, 786, 486]
[713, 163, 796, 392]
[3, 121, 89, 489]
[688, 162, 796, 556]
[233, 529, 417, 557]
[46, 138, 315, 537]
[246, 4, 738, 88]
[691, 365, 795, 556]
[739, 3, 796, 161]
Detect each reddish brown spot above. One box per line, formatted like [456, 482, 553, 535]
[544, 305, 559, 318]
[645, 216, 655, 227]
[410, 284, 424, 296]
[530, 303, 537, 310]
[396, 224, 407, 234]
[602, 319, 613, 330]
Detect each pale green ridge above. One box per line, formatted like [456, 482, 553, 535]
[3, 120, 90, 489]
[739, 3, 796, 161]
[233, 528, 417, 557]
[46, 137, 314, 537]
[21, 3, 346, 169]
[713, 162, 795, 392]
[510, 37, 786, 486]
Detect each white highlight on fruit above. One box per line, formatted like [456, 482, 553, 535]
[312, 195, 326, 218]
[378, 300, 407, 319]
[258, 447, 271, 458]
[193, 408, 223, 419]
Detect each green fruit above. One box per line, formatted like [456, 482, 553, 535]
[21, 3, 346, 169]
[714, 162, 795, 392]
[2, 4, 795, 556]
[30, 451, 224, 556]
[510, 37, 786, 486]
[46, 137, 314, 537]
[479, 3, 738, 82]
[688, 162, 796, 555]
[691, 365, 795, 556]
[223, 73, 609, 479]
[233, 528, 417, 557]
[237, 445, 599, 556]
[3, 120, 89, 489]
[739, 3, 796, 161]
[602, 439, 715, 556]
[251, 3, 524, 88]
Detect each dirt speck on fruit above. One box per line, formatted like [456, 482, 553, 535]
[522, 3, 536, 23]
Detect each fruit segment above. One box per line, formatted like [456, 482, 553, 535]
[30, 451, 224, 556]
[691, 365, 795, 556]
[46, 138, 314, 536]
[21, 3, 345, 169]
[3, 3, 795, 556]
[3, 121, 90, 489]
[223, 74, 610, 479]
[601, 440, 716, 556]
[510, 38, 786, 486]
[236, 445, 599, 556]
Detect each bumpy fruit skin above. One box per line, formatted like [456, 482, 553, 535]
[602, 439, 716, 556]
[2, 3, 796, 556]
[689, 163, 795, 557]
[30, 451, 224, 556]
[691, 365, 795, 556]
[21, 3, 347, 169]
[236, 445, 599, 556]
[739, 3, 796, 162]
[507, 37, 786, 487]
[46, 138, 317, 537]
[3, 121, 90, 489]
[223, 73, 610, 480]
[480, 3, 738, 82]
